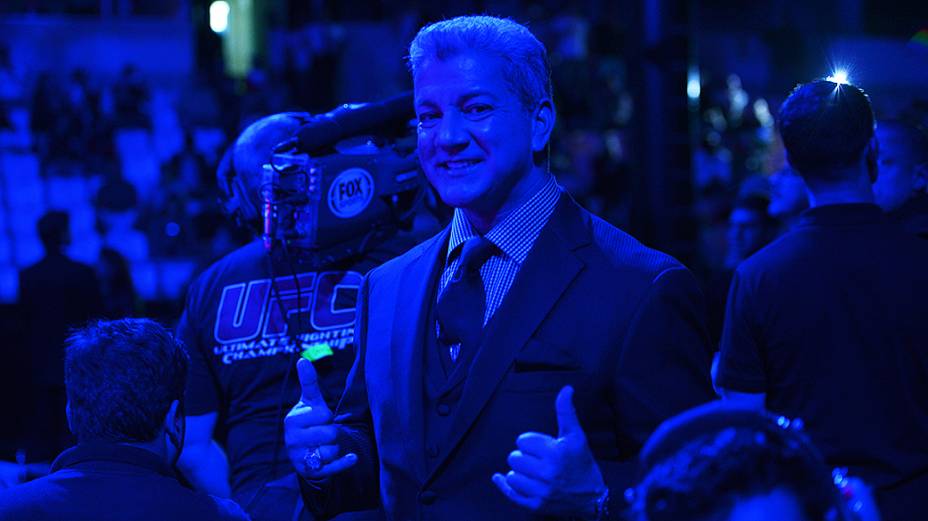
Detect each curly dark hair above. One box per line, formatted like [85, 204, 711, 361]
[64, 318, 189, 443]
[631, 424, 835, 521]
[777, 80, 875, 184]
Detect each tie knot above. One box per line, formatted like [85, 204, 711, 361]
[457, 236, 495, 275]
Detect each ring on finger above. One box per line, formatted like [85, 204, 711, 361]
[303, 446, 323, 473]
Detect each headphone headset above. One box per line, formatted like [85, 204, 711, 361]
[217, 112, 314, 229]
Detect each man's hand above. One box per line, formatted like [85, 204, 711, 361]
[492, 386, 607, 518]
[285, 358, 357, 480]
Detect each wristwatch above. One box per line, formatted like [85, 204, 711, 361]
[593, 487, 612, 521]
[569, 487, 612, 521]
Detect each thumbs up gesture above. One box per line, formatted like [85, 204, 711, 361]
[492, 386, 607, 518]
[285, 358, 357, 479]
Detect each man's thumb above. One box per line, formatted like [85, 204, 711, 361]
[555, 386, 582, 438]
[297, 358, 327, 406]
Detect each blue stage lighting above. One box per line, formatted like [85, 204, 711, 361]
[826, 69, 849, 85]
[209, 1, 230, 34]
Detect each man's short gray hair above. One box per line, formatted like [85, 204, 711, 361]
[408, 15, 553, 111]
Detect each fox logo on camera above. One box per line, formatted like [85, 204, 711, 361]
[328, 168, 374, 218]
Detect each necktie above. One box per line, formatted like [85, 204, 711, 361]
[436, 236, 496, 363]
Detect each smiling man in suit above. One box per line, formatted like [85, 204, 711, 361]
[285, 15, 715, 520]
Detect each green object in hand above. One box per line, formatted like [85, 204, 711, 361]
[301, 343, 334, 362]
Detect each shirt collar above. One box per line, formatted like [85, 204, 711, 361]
[446, 175, 561, 265]
[798, 203, 886, 228]
[51, 442, 177, 479]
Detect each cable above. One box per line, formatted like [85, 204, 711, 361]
[244, 239, 305, 512]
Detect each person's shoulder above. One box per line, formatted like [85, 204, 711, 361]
[19, 254, 95, 289]
[205, 494, 251, 521]
[366, 227, 446, 283]
[734, 229, 806, 279]
[207, 240, 265, 272]
[69, 257, 99, 280]
[584, 212, 686, 281]
[0, 474, 61, 519]
[349, 230, 431, 270]
[151, 475, 250, 521]
[189, 240, 263, 287]
[882, 219, 928, 252]
[19, 258, 41, 279]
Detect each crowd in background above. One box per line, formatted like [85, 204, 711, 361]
[1, 15, 927, 461]
[0, 5, 926, 521]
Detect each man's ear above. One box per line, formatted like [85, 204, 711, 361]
[165, 400, 184, 449]
[531, 98, 556, 155]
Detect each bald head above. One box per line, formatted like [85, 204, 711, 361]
[233, 113, 304, 179]
[218, 112, 306, 231]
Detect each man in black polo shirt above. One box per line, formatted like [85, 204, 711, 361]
[716, 80, 928, 521]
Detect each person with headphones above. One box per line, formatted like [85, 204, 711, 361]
[628, 401, 881, 521]
[176, 112, 423, 520]
[716, 80, 928, 521]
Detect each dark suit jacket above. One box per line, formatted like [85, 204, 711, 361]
[0, 443, 249, 521]
[306, 194, 715, 520]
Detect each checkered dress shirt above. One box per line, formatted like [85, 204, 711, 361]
[438, 175, 561, 328]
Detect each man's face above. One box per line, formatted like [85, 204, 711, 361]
[873, 126, 921, 212]
[768, 169, 808, 219]
[414, 50, 539, 217]
[727, 207, 769, 263]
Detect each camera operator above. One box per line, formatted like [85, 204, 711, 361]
[176, 112, 422, 520]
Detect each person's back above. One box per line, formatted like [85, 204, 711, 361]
[20, 253, 102, 370]
[19, 211, 103, 460]
[19, 211, 103, 386]
[717, 79, 928, 521]
[0, 319, 250, 521]
[0, 443, 248, 521]
[723, 204, 928, 488]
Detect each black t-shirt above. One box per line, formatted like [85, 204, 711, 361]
[889, 192, 928, 240]
[178, 238, 411, 500]
[717, 204, 928, 514]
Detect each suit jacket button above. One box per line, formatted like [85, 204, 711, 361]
[437, 403, 451, 416]
[419, 490, 437, 505]
[427, 444, 439, 458]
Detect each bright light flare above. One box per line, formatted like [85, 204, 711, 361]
[209, 1, 230, 34]
[826, 69, 849, 85]
[687, 67, 701, 101]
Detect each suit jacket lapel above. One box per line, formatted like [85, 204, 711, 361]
[425, 195, 591, 483]
[391, 228, 449, 483]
